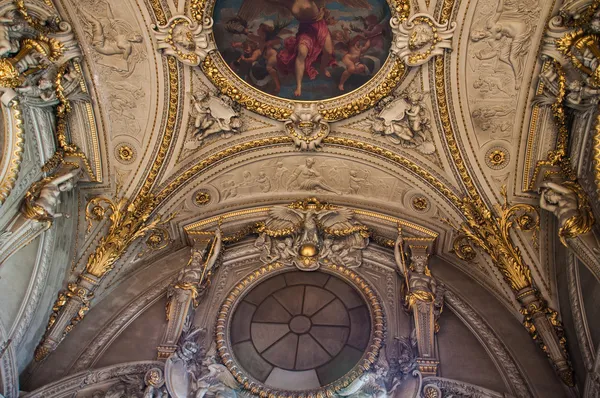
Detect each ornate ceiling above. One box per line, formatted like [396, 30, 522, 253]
[1, 0, 600, 396]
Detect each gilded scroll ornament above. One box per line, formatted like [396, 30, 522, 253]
[153, 15, 214, 66]
[446, 186, 574, 385]
[456, 186, 537, 292]
[83, 195, 173, 277]
[391, 13, 456, 66]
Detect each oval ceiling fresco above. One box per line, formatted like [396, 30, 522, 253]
[212, 0, 392, 100]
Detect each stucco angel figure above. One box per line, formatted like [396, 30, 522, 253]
[370, 91, 435, 155]
[225, 0, 371, 97]
[185, 90, 242, 149]
[539, 181, 595, 245]
[21, 167, 81, 222]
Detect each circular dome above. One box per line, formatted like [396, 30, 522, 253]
[216, 265, 384, 396]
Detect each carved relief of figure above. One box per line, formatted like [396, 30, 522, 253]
[287, 158, 342, 194]
[169, 230, 223, 307]
[76, 1, 144, 75]
[186, 90, 242, 149]
[105, 81, 144, 134]
[256, 171, 271, 193]
[348, 170, 368, 194]
[220, 180, 238, 200]
[21, 167, 81, 221]
[539, 181, 595, 245]
[469, 0, 536, 90]
[370, 90, 435, 155]
[273, 161, 289, 191]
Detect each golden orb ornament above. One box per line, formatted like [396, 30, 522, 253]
[299, 243, 318, 257]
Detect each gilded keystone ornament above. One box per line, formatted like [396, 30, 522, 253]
[285, 104, 330, 151]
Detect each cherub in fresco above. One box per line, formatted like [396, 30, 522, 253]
[226, 0, 372, 97]
[337, 35, 370, 91]
[231, 40, 261, 82]
[231, 21, 292, 94]
[355, 14, 387, 51]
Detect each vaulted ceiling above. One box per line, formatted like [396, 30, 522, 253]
[1, 0, 600, 397]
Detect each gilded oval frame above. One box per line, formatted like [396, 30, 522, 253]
[199, 0, 409, 121]
[215, 262, 386, 398]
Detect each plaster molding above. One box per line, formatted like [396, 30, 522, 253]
[421, 376, 511, 398]
[0, 321, 18, 398]
[8, 229, 55, 349]
[22, 361, 163, 398]
[69, 275, 173, 373]
[444, 290, 532, 398]
[567, 252, 595, 371]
